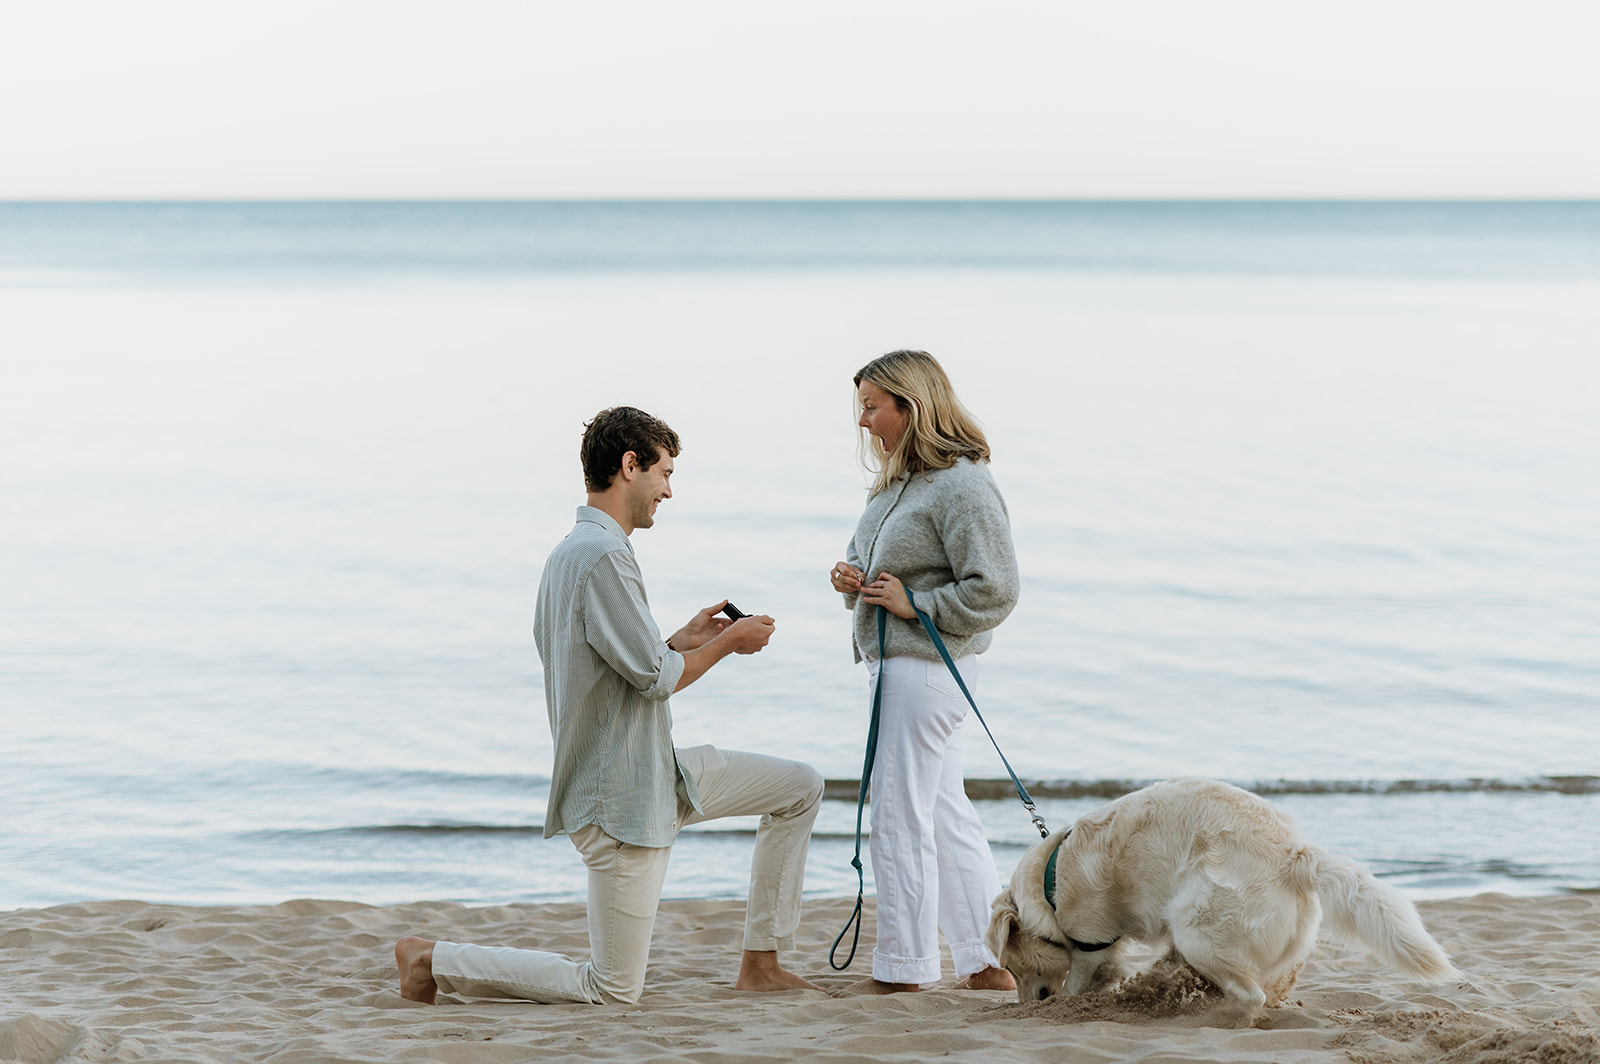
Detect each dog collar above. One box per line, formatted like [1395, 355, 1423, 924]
[1042, 832, 1120, 954]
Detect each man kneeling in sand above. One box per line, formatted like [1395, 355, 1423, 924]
[397, 406, 824, 1005]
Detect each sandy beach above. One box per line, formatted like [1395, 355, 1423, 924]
[2, 892, 1596, 1064]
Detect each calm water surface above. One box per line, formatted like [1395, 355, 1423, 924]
[2, 202, 1598, 908]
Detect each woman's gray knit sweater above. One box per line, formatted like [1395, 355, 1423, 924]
[843, 457, 1020, 664]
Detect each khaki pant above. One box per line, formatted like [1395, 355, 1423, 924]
[431, 745, 823, 1004]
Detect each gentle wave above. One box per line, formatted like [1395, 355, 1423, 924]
[278, 824, 546, 836]
[226, 774, 1600, 843]
[245, 824, 881, 843]
[146, 765, 1600, 799]
[829, 775, 1600, 801]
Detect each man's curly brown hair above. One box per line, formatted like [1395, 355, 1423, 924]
[580, 406, 682, 492]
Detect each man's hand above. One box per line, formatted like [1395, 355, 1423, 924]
[668, 600, 733, 653]
[721, 614, 775, 655]
[672, 612, 777, 692]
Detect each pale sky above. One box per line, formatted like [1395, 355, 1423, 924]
[2, 0, 1597, 199]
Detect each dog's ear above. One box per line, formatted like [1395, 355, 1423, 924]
[986, 889, 1021, 959]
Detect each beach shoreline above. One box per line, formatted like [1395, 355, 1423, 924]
[2, 892, 1595, 1064]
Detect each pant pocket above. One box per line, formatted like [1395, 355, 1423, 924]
[925, 655, 972, 698]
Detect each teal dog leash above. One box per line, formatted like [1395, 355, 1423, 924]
[829, 592, 1048, 971]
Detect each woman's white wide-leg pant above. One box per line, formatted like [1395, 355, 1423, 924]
[865, 654, 1004, 985]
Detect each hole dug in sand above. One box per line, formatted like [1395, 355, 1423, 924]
[998, 954, 1291, 1028]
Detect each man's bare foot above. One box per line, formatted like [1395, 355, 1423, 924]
[395, 937, 438, 1004]
[953, 966, 1016, 991]
[846, 977, 921, 995]
[733, 949, 825, 992]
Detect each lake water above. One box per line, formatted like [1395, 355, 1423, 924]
[2, 201, 1598, 910]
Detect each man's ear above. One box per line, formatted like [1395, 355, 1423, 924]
[617, 450, 640, 481]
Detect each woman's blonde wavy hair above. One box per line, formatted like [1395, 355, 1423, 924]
[854, 349, 990, 495]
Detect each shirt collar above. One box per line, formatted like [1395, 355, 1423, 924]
[575, 505, 633, 552]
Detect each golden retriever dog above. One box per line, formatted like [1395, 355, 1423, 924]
[987, 778, 1459, 1017]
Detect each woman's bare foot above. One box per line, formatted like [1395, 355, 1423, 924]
[395, 937, 438, 1004]
[953, 966, 1016, 991]
[733, 950, 825, 992]
[846, 977, 921, 995]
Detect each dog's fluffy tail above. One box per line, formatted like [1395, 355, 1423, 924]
[1296, 849, 1461, 982]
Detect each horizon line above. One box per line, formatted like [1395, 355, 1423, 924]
[4, 196, 1600, 206]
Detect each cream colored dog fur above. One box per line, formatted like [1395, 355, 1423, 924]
[987, 778, 1459, 1014]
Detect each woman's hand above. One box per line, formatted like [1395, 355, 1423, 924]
[860, 571, 916, 620]
[830, 561, 864, 594]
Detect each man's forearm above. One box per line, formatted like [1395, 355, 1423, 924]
[673, 634, 734, 692]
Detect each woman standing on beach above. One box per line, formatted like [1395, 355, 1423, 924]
[829, 349, 1019, 994]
